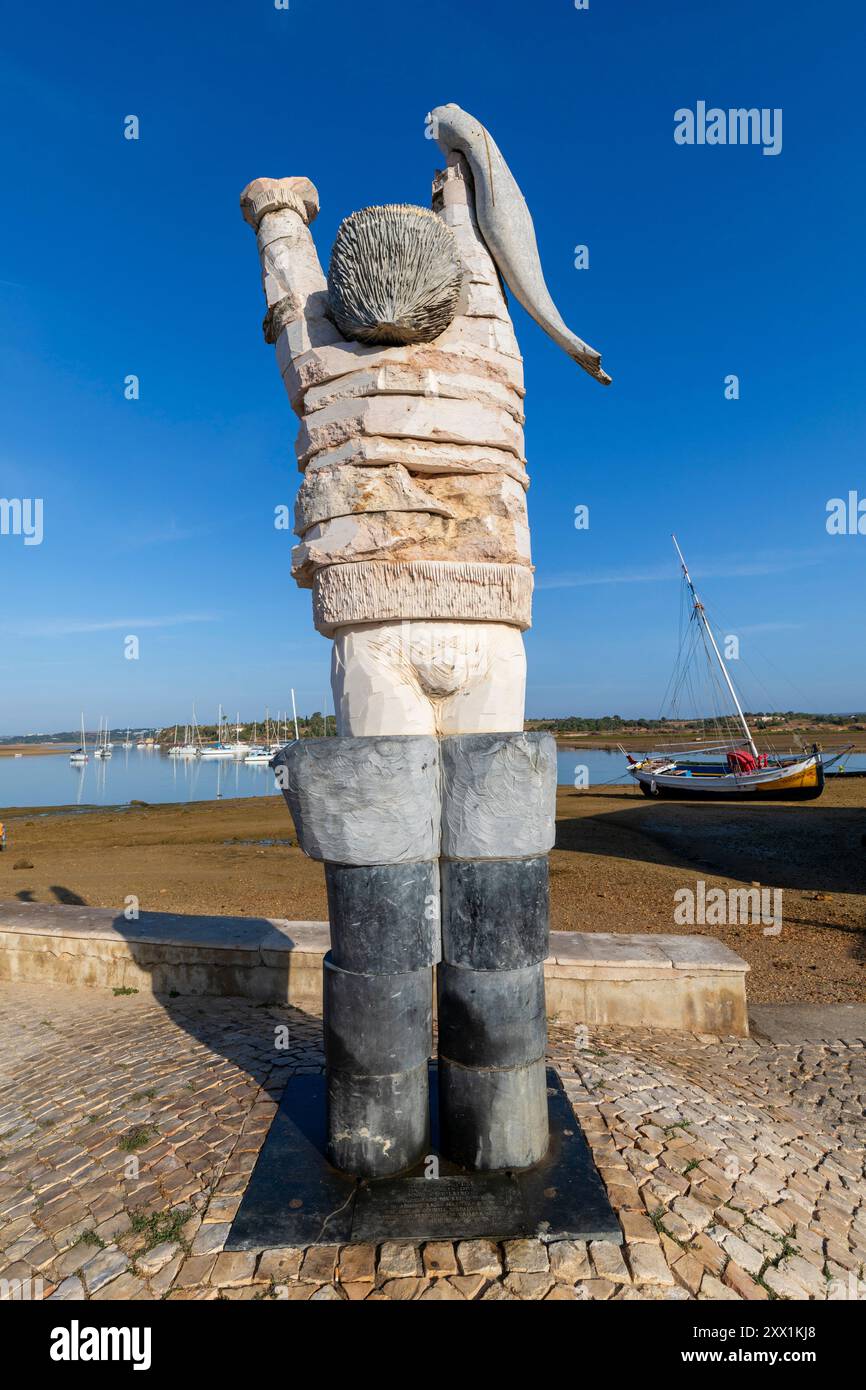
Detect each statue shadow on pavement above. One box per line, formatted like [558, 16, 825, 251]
[103, 908, 621, 1249]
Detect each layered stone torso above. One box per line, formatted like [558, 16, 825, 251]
[253, 161, 533, 637]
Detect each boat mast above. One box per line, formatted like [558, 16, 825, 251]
[671, 535, 758, 758]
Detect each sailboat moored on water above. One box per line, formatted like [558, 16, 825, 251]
[69, 713, 88, 764]
[94, 717, 113, 760]
[625, 538, 851, 801]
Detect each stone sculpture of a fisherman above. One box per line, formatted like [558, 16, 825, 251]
[240, 103, 609, 1180]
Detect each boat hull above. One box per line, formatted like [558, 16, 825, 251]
[632, 756, 825, 801]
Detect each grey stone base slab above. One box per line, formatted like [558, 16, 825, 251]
[226, 1065, 621, 1249]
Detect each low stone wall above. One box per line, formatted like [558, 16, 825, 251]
[0, 902, 750, 1036]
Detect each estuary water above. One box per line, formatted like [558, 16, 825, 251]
[1, 747, 863, 811]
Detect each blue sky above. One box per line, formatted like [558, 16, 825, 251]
[1, 0, 864, 734]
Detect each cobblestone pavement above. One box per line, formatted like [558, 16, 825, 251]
[0, 983, 863, 1302]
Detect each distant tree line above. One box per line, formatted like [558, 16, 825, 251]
[4, 710, 864, 744]
[527, 711, 866, 734]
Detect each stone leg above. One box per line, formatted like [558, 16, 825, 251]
[272, 735, 441, 1178]
[438, 732, 557, 1170]
[324, 861, 438, 1175]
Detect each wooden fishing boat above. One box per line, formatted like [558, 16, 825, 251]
[625, 539, 851, 801]
[628, 747, 827, 800]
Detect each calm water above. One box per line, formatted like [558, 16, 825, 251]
[0, 749, 284, 809]
[1, 746, 863, 811]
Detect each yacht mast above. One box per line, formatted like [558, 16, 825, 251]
[672, 535, 758, 758]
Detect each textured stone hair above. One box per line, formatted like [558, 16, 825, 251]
[328, 204, 463, 346]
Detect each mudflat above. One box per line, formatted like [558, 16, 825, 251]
[0, 780, 863, 1004]
[0, 744, 74, 758]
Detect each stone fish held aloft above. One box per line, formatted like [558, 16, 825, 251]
[430, 102, 611, 384]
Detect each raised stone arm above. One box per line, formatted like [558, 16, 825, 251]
[239, 176, 338, 355]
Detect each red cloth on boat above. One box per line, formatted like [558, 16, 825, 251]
[727, 749, 758, 774]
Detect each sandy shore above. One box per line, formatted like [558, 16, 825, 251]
[0, 744, 73, 758]
[1, 780, 863, 1005]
